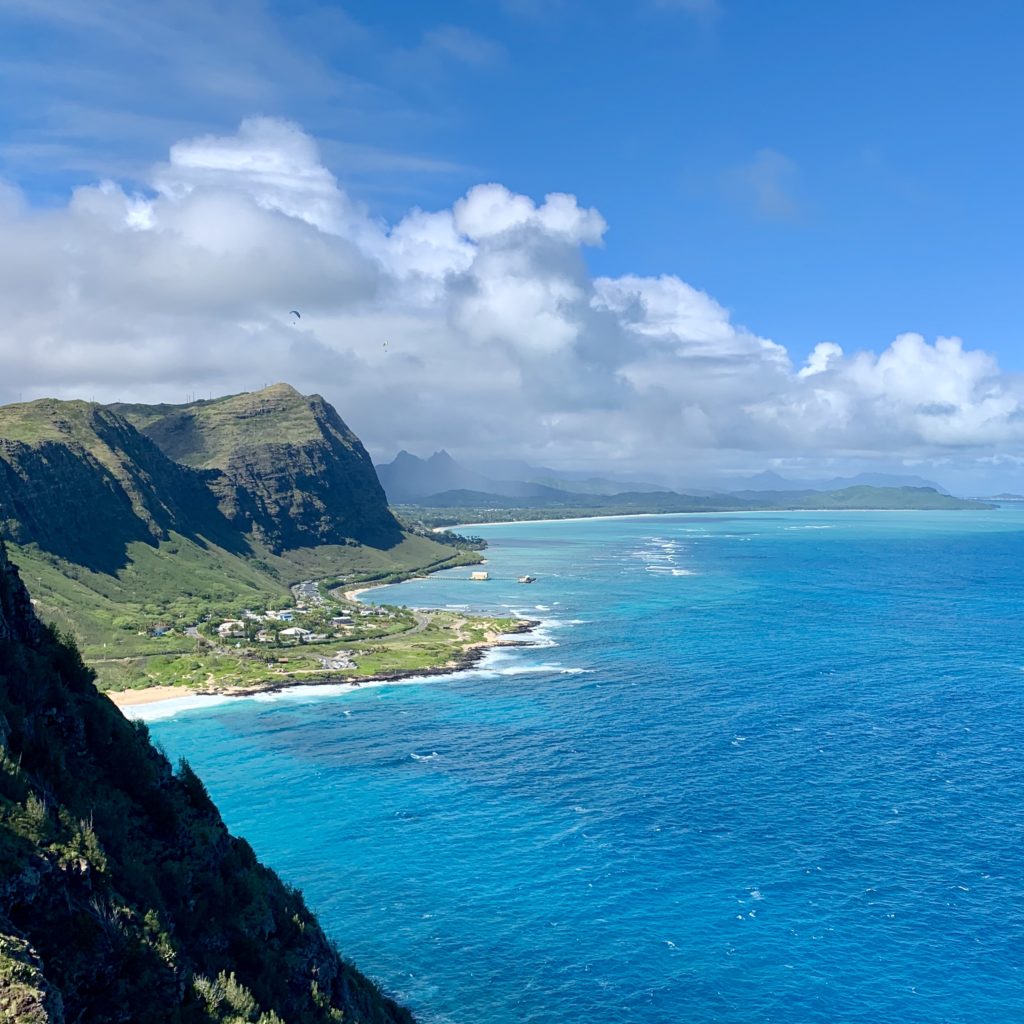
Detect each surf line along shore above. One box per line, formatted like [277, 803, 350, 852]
[106, 617, 540, 712]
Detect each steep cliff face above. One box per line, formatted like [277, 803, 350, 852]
[113, 385, 402, 552]
[0, 540, 413, 1023]
[0, 387, 403, 571]
[0, 403, 244, 573]
[0, 541, 40, 649]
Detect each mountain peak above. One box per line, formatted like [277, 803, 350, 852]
[258, 381, 301, 397]
[110, 386, 401, 551]
[2, 386, 401, 561]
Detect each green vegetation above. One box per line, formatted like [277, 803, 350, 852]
[0, 386, 499, 697]
[111, 384, 403, 551]
[0, 538, 413, 1023]
[399, 485, 992, 527]
[5, 533, 493, 692]
[112, 384, 330, 470]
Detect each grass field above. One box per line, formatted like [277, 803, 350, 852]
[92, 609, 525, 693]
[8, 531, 494, 692]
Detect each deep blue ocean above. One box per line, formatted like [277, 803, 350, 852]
[144, 509, 1024, 1023]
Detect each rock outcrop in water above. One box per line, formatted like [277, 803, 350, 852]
[0, 539, 413, 1023]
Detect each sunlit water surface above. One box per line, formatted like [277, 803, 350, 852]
[146, 509, 1024, 1023]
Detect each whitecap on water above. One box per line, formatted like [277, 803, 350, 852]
[493, 663, 567, 676]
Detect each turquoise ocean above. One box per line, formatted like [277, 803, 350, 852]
[145, 509, 1024, 1023]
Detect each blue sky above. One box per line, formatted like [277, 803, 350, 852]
[2, 0, 1024, 490]
[5, 0, 1023, 366]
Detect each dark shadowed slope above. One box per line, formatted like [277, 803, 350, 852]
[0, 539, 414, 1023]
[113, 384, 402, 551]
[0, 401, 246, 574]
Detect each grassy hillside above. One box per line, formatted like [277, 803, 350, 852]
[112, 385, 328, 470]
[0, 538, 413, 1023]
[0, 401, 246, 574]
[7, 531, 482, 691]
[0, 388, 486, 693]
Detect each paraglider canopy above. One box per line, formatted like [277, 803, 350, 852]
[288, 310, 301, 319]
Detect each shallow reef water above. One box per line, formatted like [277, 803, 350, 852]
[149, 508, 1024, 1024]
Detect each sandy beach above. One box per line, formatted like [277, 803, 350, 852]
[432, 507, 935, 533]
[107, 686, 189, 708]
[105, 620, 537, 718]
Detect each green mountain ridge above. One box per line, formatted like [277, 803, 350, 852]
[0, 401, 247, 574]
[402, 484, 992, 526]
[111, 385, 402, 552]
[0, 538, 413, 1023]
[0, 387, 478, 688]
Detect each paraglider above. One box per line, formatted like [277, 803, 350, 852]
[288, 310, 301, 324]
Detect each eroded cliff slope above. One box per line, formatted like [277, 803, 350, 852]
[0, 539, 413, 1023]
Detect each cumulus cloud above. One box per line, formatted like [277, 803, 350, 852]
[1, 116, 1022, 488]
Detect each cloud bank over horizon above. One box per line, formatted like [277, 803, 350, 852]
[1, 116, 1022, 491]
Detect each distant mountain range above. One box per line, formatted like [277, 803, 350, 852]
[375, 450, 669, 503]
[715, 469, 950, 495]
[408, 486, 989, 523]
[376, 450, 958, 507]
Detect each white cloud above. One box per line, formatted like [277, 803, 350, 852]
[798, 341, 842, 378]
[452, 184, 607, 244]
[1, 116, 1023, 490]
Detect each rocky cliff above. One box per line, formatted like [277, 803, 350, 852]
[0, 385, 403, 574]
[0, 539, 413, 1023]
[0, 402, 244, 574]
[113, 385, 402, 552]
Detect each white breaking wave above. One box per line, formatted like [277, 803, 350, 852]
[492, 663, 568, 676]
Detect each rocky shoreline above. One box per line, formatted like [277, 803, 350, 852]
[108, 618, 540, 709]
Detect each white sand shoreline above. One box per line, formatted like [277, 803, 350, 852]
[433, 506, 958, 532]
[108, 618, 537, 721]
